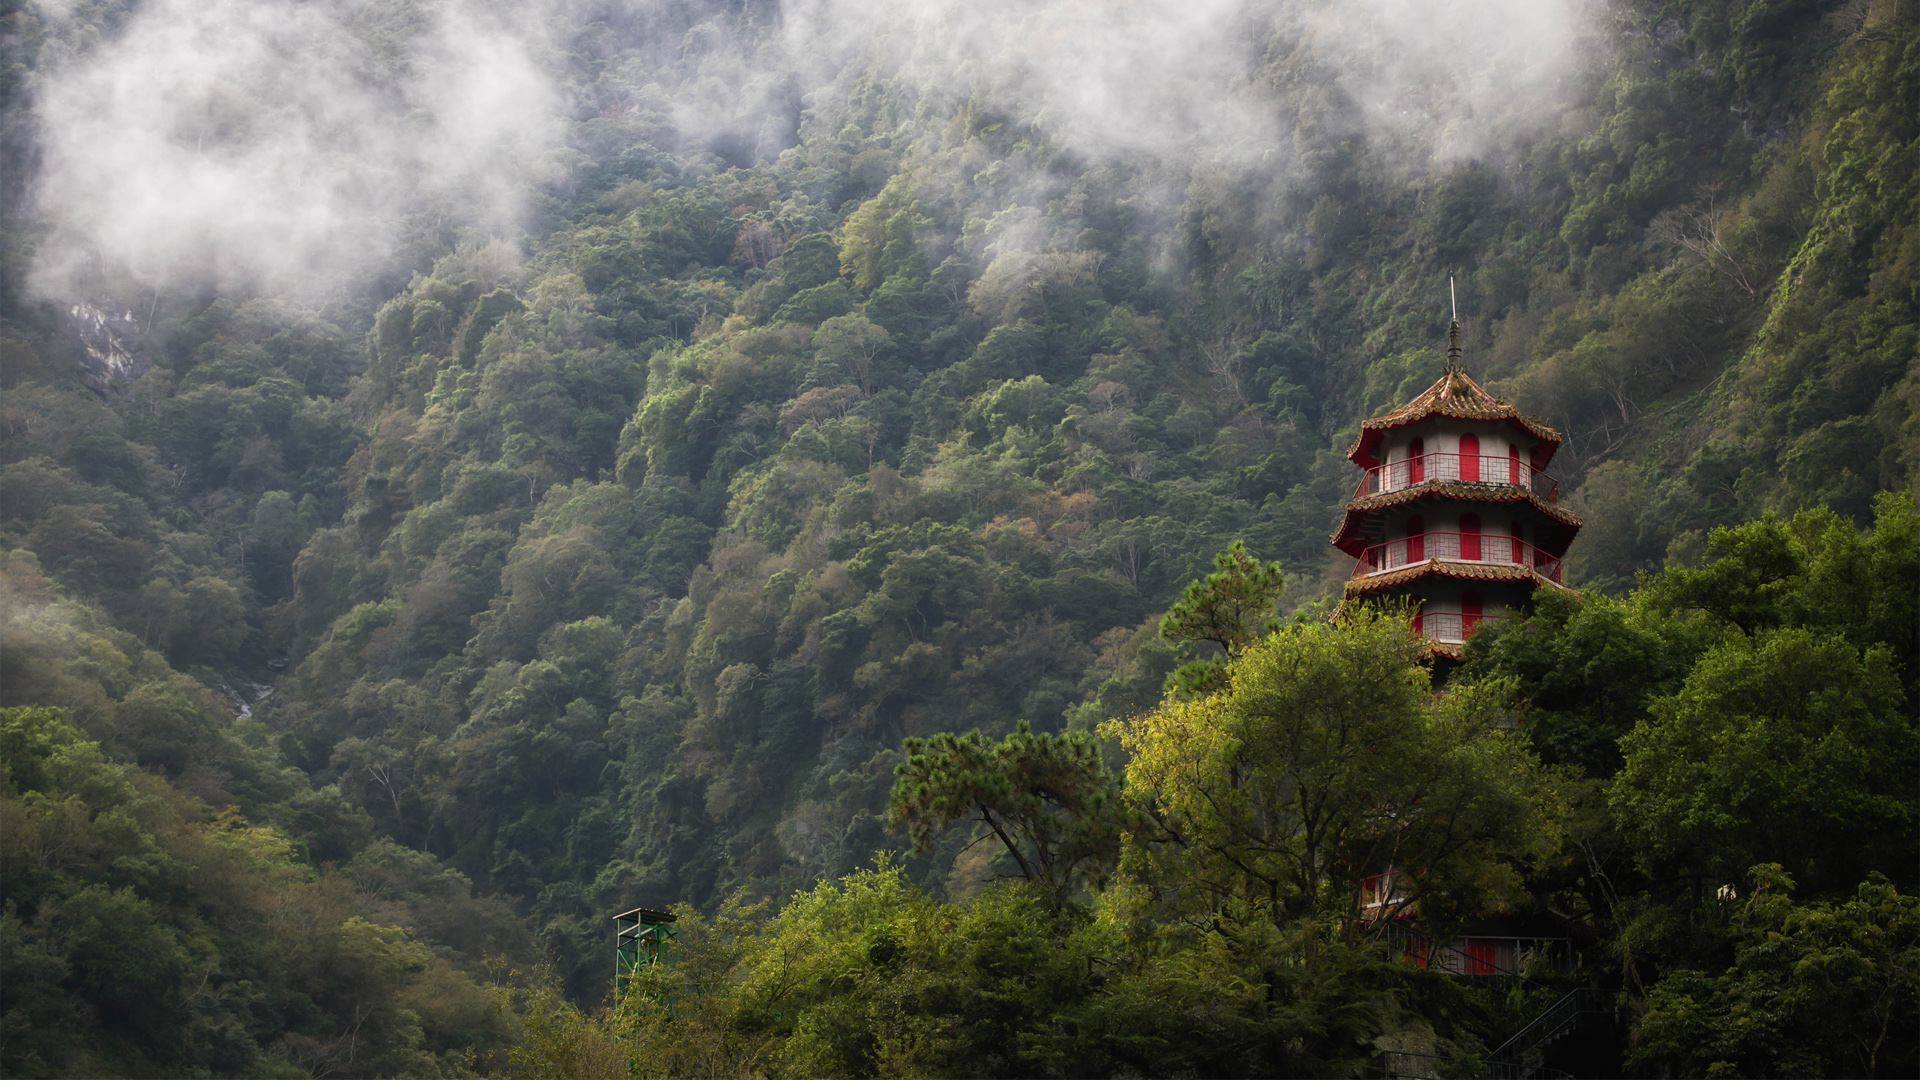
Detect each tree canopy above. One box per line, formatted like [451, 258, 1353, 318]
[1, 0, 1916, 1073]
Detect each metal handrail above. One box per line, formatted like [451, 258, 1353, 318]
[1352, 531, 1564, 584]
[1354, 453, 1560, 503]
[1382, 992, 1616, 1079]
[1380, 986, 1622, 1080]
[1381, 1050, 1574, 1080]
[1487, 988, 1625, 1069]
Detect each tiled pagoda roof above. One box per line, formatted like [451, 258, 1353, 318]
[1332, 559, 1580, 649]
[1341, 558, 1570, 598]
[1329, 480, 1584, 557]
[1346, 365, 1562, 469]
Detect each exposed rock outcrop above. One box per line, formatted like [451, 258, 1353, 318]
[60, 301, 152, 396]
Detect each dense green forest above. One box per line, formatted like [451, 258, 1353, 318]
[1, 0, 1916, 1074]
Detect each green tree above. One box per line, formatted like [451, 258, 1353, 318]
[811, 313, 894, 393]
[1156, 540, 1286, 695]
[889, 720, 1118, 894]
[1107, 607, 1565, 932]
[53, 885, 189, 1047]
[1629, 865, 1920, 1079]
[1458, 590, 1719, 777]
[1610, 626, 1915, 896]
[1646, 494, 1920, 692]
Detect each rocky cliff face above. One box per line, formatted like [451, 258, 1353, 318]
[61, 301, 151, 395]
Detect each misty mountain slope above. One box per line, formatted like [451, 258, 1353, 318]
[1, 0, 1915, 1047]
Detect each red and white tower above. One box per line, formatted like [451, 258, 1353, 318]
[1332, 321, 1581, 654]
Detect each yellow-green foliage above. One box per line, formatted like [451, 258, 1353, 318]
[1107, 608, 1565, 934]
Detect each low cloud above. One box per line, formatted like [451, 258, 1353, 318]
[773, 0, 1584, 171]
[23, 0, 1589, 300]
[27, 0, 563, 299]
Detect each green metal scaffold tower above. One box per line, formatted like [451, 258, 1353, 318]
[613, 907, 677, 981]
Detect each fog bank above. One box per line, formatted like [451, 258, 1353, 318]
[23, 0, 1589, 299]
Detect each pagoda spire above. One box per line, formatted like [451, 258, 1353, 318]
[1445, 277, 1462, 374]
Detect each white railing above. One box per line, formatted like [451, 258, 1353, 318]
[1355, 453, 1560, 503]
[1414, 611, 1506, 644]
[1354, 531, 1564, 584]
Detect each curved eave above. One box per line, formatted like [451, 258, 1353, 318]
[1348, 411, 1564, 470]
[1329, 482, 1586, 557]
[1339, 559, 1578, 599]
[1345, 369, 1564, 469]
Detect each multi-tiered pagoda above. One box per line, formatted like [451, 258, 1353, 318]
[1332, 321, 1581, 653]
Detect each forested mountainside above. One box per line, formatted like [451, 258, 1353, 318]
[1, 0, 1916, 1075]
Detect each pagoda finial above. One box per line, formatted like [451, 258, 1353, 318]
[1443, 274, 1459, 372]
[1443, 276, 1459, 374]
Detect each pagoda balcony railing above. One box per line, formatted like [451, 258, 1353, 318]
[1353, 531, 1565, 585]
[1414, 610, 1507, 645]
[1353, 453, 1559, 503]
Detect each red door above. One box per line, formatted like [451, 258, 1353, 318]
[1465, 939, 1495, 975]
[1460, 433, 1481, 482]
[1459, 512, 1481, 561]
[1508, 444, 1521, 485]
[1462, 590, 1482, 634]
[1408, 438, 1425, 483]
[1405, 515, 1425, 563]
[1510, 522, 1526, 565]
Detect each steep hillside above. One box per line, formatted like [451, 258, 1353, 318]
[1, 0, 1915, 1067]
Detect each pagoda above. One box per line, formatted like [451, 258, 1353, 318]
[1331, 321, 1581, 654]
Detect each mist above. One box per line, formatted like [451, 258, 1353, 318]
[22, 0, 1591, 301]
[26, 0, 562, 300]
[776, 0, 1582, 167]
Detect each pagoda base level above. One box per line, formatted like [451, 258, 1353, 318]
[1334, 561, 1567, 659]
